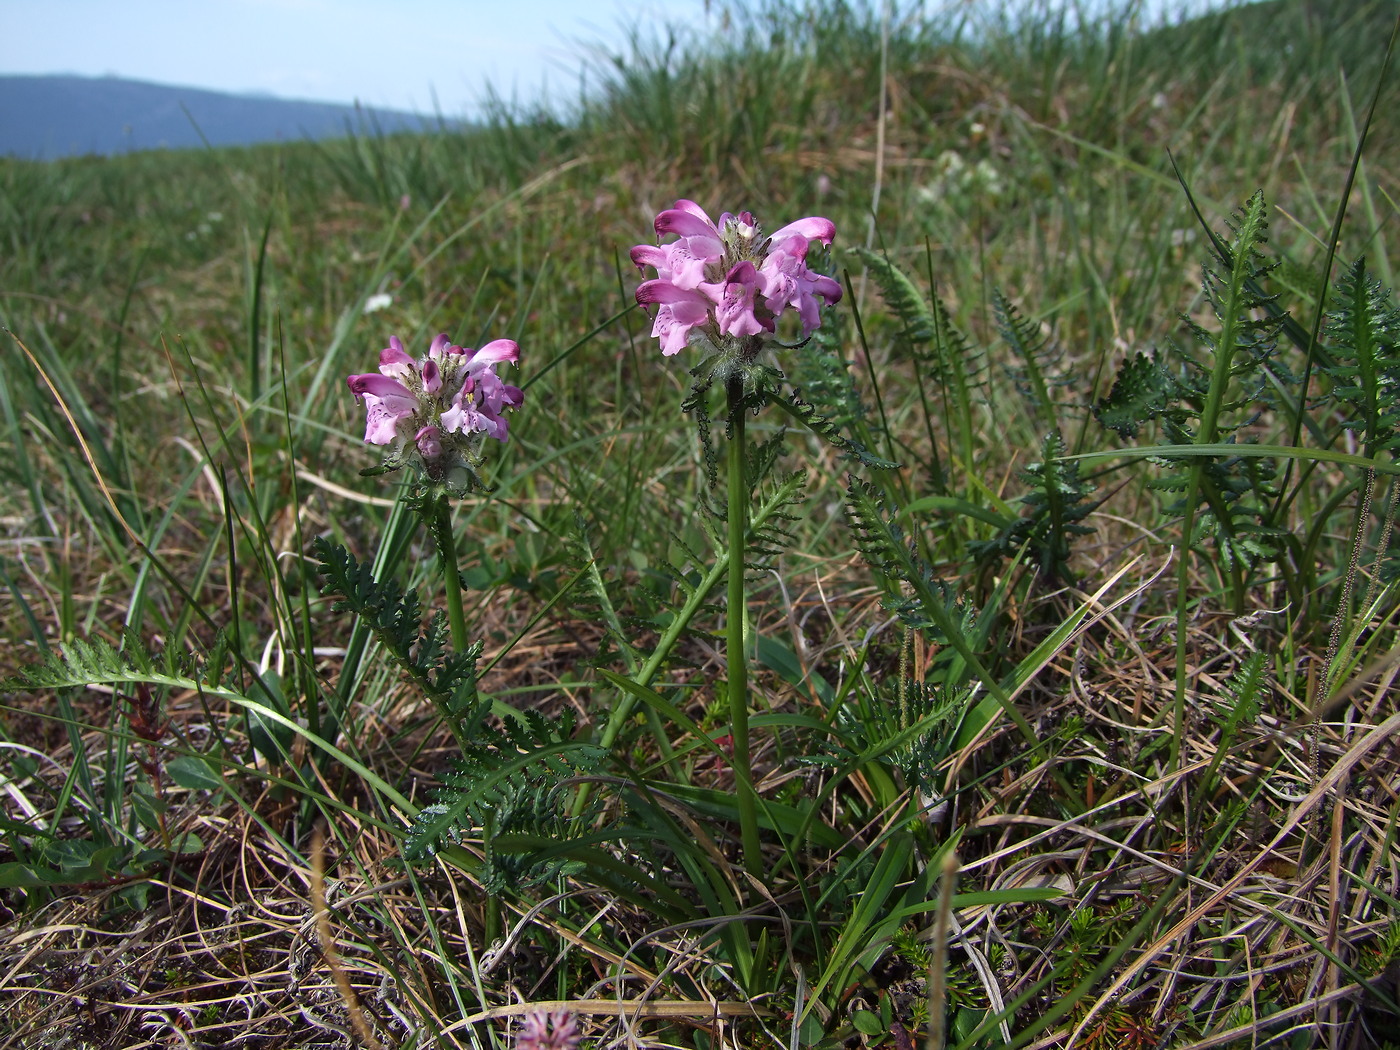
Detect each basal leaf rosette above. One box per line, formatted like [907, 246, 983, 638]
[347, 333, 523, 494]
[631, 200, 842, 376]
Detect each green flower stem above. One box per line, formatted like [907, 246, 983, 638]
[431, 494, 470, 653]
[426, 493, 478, 754]
[727, 375, 762, 877]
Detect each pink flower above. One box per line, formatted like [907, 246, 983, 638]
[514, 1010, 579, 1050]
[760, 234, 844, 336]
[700, 260, 770, 339]
[635, 280, 714, 356]
[346, 333, 523, 487]
[631, 200, 841, 358]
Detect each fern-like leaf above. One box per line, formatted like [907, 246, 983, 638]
[843, 477, 973, 637]
[566, 515, 642, 673]
[847, 245, 937, 344]
[849, 245, 987, 394]
[994, 289, 1068, 429]
[1126, 193, 1291, 571]
[1152, 424, 1287, 572]
[1094, 350, 1184, 438]
[402, 710, 605, 883]
[746, 470, 807, 579]
[806, 673, 970, 801]
[787, 322, 869, 431]
[967, 430, 1100, 583]
[1186, 192, 1290, 415]
[926, 288, 987, 388]
[314, 537, 482, 717]
[7, 628, 239, 697]
[745, 427, 789, 495]
[765, 388, 899, 469]
[1322, 256, 1400, 457]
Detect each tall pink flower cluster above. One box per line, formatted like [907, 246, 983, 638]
[631, 200, 842, 357]
[514, 1009, 579, 1050]
[347, 333, 522, 485]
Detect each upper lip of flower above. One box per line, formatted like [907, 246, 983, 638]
[768, 215, 836, 247]
[347, 372, 414, 404]
[461, 338, 520, 372]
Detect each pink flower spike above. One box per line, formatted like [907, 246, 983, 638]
[654, 207, 720, 241]
[654, 308, 702, 355]
[636, 280, 712, 355]
[348, 372, 417, 445]
[653, 202, 725, 289]
[655, 199, 717, 235]
[673, 199, 713, 220]
[640, 306, 692, 356]
[630, 201, 840, 358]
[348, 373, 413, 401]
[636, 279, 706, 308]
[761, 241, 843, 335]
[347, 331, 525, 486]
[666, 244, 718, 290]
[438, 392, 471, 435]
[515, 1010, 579, 1050]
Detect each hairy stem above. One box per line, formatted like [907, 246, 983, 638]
[727, 375, 761, 877]
[431, 494, 469, 653]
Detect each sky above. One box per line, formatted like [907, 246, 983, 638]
[3, 0, 1230, 118]
[1, 0, 715, 117]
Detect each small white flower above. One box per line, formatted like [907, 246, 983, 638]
[935, 149, 967, 177]
[363, 293, 394, 314]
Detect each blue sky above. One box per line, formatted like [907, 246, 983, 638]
[2, 0, 713, 116]
[3, 0, 1229, 117]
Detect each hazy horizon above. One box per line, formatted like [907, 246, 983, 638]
[2, 0, 713, 120]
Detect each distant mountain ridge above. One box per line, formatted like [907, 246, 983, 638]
[0, 75, 453, 160]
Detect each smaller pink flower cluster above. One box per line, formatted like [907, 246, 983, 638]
[514, 1009, 579, 1050]
[631, 200, 842, 356]
[347, 333, 522, 484]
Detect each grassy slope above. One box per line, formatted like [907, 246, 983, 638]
[2, 0, 1400, 1047]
